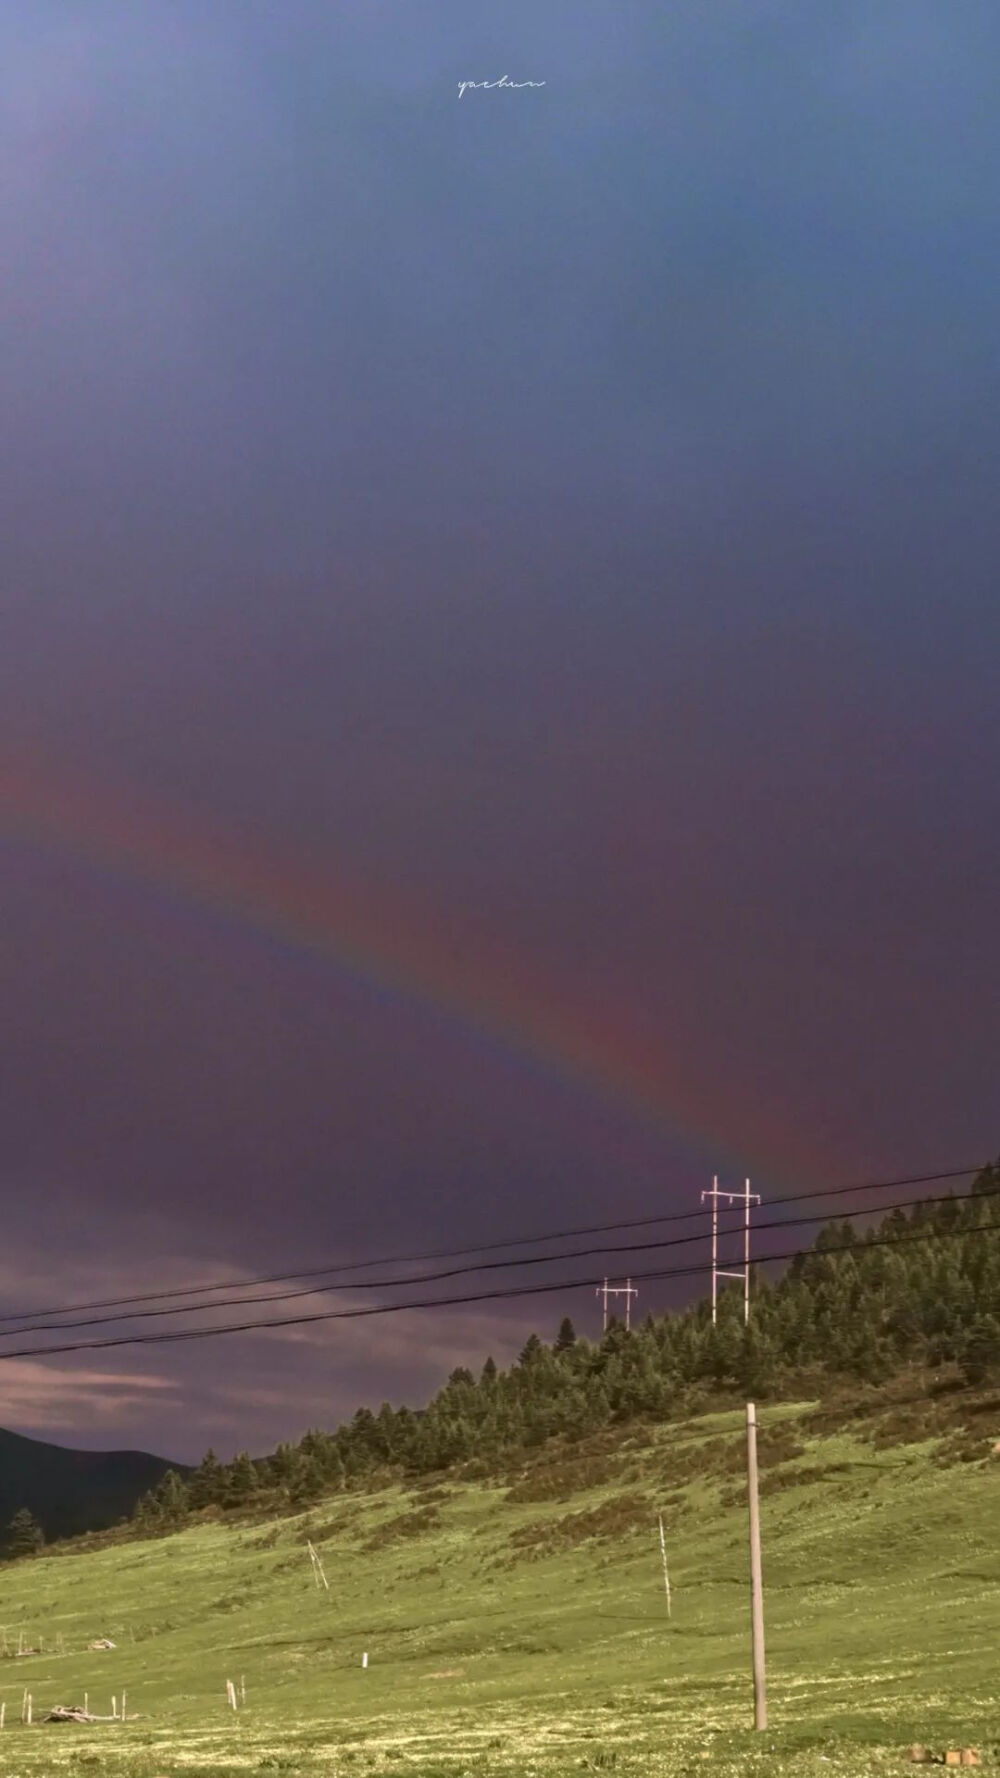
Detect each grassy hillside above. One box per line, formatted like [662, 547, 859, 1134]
[0, 1385, 996, 1777]
[0, 1426, 179, 1541]
[144, 1172, 1000, 1527]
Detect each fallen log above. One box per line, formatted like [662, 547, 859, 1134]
[44, 1706, 120, 1724]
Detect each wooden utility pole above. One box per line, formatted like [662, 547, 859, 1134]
[657, 1514, 672, 1617]
[746, 1402, 767, 1730]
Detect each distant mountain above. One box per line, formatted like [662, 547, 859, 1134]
[0, 1425, 184, 1543]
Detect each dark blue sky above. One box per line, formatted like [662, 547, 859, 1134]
[1, 0, 997, 1459]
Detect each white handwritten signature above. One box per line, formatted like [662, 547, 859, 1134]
[457, 76, 546, 98]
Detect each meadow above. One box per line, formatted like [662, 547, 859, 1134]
[0, 1397, 997, 1777]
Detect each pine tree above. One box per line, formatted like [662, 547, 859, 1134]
[268, 1442, 298, 1488]
[737, 1323, 776, 1397]
[190, 1448, 224, 1509]
[288, 1453, 326, 1507]
[959, 1314, 1000, 1386]
[134, 1468, 189, 1531]
[156, 1470, 190, 1526]
[4, 1507, 44, 1558]
[373, 1402, 399, 1462]
[554, 1316, 577, 1353]
[227, 1451, 260, 1504]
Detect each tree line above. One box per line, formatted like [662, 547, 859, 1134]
[127, 1162, 1000, 1533]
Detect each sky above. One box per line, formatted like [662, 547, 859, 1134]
[1, 0, 998, 1463]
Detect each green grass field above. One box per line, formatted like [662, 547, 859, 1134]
[0, 1398, 997, 1777]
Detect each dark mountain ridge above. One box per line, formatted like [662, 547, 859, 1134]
[0, 1424, 183, 1542]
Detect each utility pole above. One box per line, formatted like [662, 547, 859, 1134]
[595, 1277, 638, 1332]
[740, 1178, 757, 1326]
[657, 1513, 672, 1618]
[701, 1176, 761, 1324]
[746, 1402, 767, 1730]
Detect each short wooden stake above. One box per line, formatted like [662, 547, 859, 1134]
[112, 1695, 117, 1719]
[362, 1651, 368, 1669]
[84, 1691, 88, 1714]
[121, 1689, 127, 1721]
[306, 1540, 330, 1591]
[1, 1701, 6, 1728]
[26, 1693, 32, 1726]
[240, 1674, 246, 1705]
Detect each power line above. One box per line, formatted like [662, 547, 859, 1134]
[0, 1163, 987, 1328]
[0, 1213, 994, 1365]
[1, 1181, 995, 1341]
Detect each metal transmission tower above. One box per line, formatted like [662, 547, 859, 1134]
[595, 1277, 638, 1333]
[701, 1176, 761, 1325]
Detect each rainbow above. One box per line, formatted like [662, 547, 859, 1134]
[0, 743, 792, 1174]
